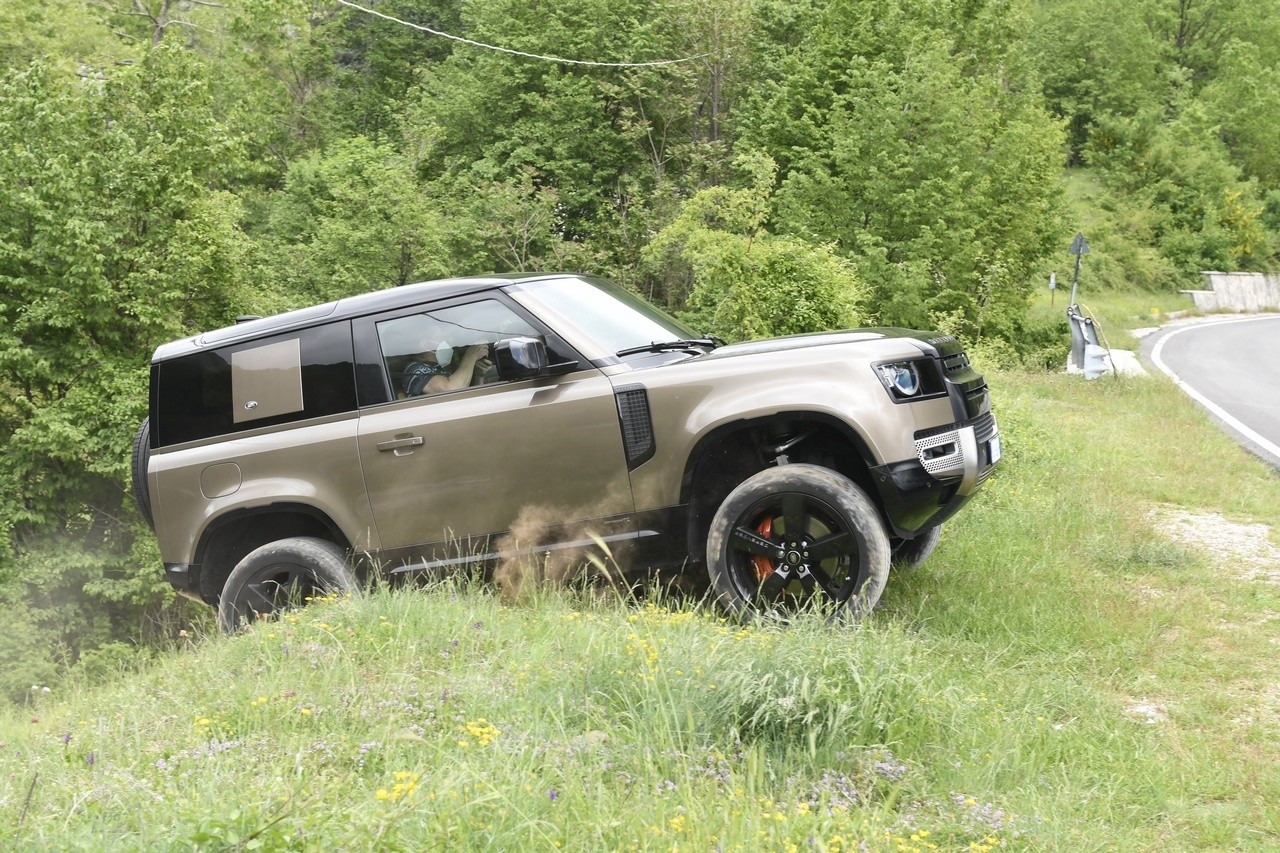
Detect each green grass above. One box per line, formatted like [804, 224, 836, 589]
[3, 367, 1279, 851]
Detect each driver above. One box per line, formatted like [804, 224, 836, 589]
[402, 338, 492, 396]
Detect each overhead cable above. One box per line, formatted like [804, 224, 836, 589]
[337, 0, 705, 68]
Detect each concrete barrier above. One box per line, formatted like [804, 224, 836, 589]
[1184, 272, 1280, 312]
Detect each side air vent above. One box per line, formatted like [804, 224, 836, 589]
[942, 351, 971, 376]
[614, 384, 656, 470]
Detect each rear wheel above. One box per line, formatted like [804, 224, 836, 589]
[705, 464, 890, 622]
[217, 537, 357, 634]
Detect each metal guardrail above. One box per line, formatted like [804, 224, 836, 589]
[1066, 304, 1108, 379]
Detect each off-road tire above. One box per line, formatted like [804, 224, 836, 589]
[705, 464, 890, 623]
[131, 418, 154, 531]
[217, 537, 357, 634]
[891, 524, 942, 571]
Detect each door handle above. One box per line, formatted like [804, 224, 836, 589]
[377, 435, 424, 452]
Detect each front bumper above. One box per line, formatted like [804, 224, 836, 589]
[913, 411, 1001, 497]
[871, 411, 1001, 537]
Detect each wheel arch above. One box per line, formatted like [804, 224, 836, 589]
[193, 504, 353, 604]
[679, 411, 883, 570]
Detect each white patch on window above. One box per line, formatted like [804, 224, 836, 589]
[232, 338, 303, 423]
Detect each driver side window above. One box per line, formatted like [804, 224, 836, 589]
[375, 299, 543, 398]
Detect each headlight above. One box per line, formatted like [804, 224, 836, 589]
[877, 362, 920, 396]
[872, 358, 943, 402]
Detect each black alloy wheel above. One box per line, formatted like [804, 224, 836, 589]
[217, 537, 358, 634]
[706, 464, 890, 622]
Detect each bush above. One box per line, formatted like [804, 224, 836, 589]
[643, 154, 865, 342]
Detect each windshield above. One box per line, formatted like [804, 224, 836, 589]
[517, 276, 700, 355]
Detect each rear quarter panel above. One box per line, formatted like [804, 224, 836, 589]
[149, 413, 373, 565]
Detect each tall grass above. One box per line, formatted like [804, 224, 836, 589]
[2, 365, 1278, 851]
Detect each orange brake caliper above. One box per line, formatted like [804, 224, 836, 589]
[752, 516, 776, 581]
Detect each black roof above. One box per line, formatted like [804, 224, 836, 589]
[150, 273, 572, 363]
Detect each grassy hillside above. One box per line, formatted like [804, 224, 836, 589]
[2, 365, 1278, 851]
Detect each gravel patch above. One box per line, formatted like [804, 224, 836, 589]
[1149, 506, 1280, 583]
[1123, 700, 1169, 725]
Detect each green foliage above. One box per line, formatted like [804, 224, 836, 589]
[1087, 102, 1274, 278]
[1028, 0, 1165, 160]
[643, 155, 864, 340]
[0, 50, 249, 688]
[741, 0, 1066, 344]
[401, 0, 738, 277]
[1030, 0, 1280, 284]
[262, 136, 451, 302]
[0, 598, 63, 701]
[0, 1, 133, 73]
[467, 168, 597, 273]
[317, 1, 467, 141]
[1201, 39, 1280, 186]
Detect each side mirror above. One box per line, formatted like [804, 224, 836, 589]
[494, 336, 549, 380]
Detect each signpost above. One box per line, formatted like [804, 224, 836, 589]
[1066, 232, 1091, 373]
[1068, 231, 1089, 306]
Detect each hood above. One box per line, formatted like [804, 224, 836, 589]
[704, 328, 954, 359]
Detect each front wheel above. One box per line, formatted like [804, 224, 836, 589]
[217, 537, 358, 634]
[705, 464, 890, 622]
[891, 525, 943, 571]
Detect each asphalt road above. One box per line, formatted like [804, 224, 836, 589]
[1142, 314, 1280, 470]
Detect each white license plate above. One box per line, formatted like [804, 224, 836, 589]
[988, 435, 1002, 464]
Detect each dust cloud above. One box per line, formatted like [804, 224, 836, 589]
[491, 481, 636, 603]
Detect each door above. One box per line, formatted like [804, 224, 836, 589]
[355, 297, 634, 566]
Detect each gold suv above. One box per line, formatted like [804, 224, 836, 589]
[132, 274, 1000, 631]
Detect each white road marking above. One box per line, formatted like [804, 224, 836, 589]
[1149, 315, 1280, 462]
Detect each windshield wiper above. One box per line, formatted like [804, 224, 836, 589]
[616, 338, 720, 357]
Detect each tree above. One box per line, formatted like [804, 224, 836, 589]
[1201, 40, 1280, 186]
[740, 0, 1065, 342]
[262, 136, 452, 301]
[0, 1, 131, 73]
[1144, 0, 1247, 86]
[401, 0, 747, 281]
[1028, 0, 1165, 160]
[0, 50, 253, 687]
[643, 154, 864, 341]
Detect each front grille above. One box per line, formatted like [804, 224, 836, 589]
[972, 411, 997, 444]
[915, 410, 996, 444]
[912, 410, 999, 490]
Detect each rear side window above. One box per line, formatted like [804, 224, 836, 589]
[152, 322, 356, 448]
